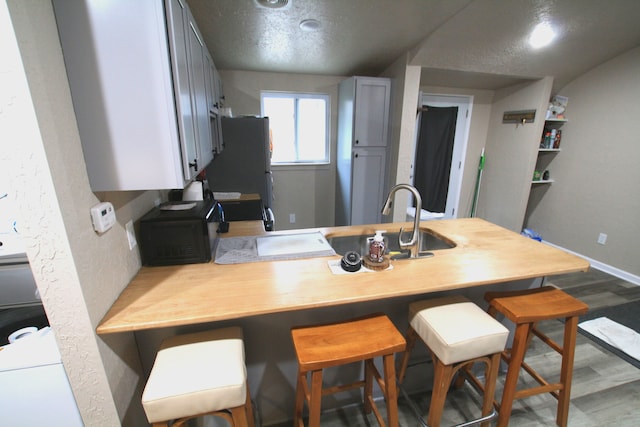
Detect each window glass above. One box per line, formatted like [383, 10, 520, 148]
[261, 92, 329, 164]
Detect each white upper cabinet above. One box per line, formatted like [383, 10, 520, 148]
[52, 0, 220, 190]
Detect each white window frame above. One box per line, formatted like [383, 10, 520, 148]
[260, 91, 330, 165]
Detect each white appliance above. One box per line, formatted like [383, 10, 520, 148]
[0, 191, 82, 425]
[0, 192, 40, 308]
[0, 327, 83, 426]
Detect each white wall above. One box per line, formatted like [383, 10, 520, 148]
[218, 70, 344, 230]
[5, 1, 156, 424]
[527, 47, 640, 277]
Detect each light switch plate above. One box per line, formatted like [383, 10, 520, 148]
[597, 233, 607, 245]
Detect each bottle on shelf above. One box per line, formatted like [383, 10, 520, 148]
[553, 129, 562, 148]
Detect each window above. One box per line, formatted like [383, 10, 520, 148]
[261, 92, 329, 164]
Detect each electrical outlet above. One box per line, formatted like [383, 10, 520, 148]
[597, 233, 607, 245]
[126, 220, 137, 250]
[289, 213, 296, 224]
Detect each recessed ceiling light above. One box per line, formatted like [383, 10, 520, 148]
[255, 0, 289, 9]
[529, 22, 556, 48]
[299, 19, 321, 32]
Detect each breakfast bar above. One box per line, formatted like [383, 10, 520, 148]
[97, 217, 589, 425]
[97, 218, 589, 335]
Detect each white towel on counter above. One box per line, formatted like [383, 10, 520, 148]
[214, 233, 336, 264]
[406, 207, 445, 220]
[213, 192, 241, 200]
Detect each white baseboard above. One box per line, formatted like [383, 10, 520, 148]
[543, 241, 640, 286]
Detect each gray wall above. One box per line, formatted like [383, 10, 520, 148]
[218, 70, 344, 231]
[476, 77, 553, 232]
[527, 47, 640, 278]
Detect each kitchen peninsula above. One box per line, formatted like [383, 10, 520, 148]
[97, 218, 589, 335]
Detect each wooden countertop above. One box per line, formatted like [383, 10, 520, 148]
[97, 218, 589, 334]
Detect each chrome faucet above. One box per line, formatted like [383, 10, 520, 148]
[381, 184, 422, 258]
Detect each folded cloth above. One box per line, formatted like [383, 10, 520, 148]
[406, 207, 445, 220]
[579, 317, 640, 361]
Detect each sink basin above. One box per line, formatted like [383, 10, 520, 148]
[326, 229, 455, 259]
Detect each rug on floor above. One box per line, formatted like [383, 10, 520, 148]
[578, 300, 640, 369]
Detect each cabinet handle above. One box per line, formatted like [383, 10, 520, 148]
[355, 139, 359, 145]
[355, 153, 359, 158]
[189, 159, 198, 171]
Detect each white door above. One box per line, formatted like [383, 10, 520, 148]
[414, 94, 472, 218]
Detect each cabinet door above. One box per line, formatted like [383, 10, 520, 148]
[187, 15, 214, 169]
[351, 148, 386, 225]
[353, 78, 391, 147]
[215, 67, 225, 108]
[165, 0, 199, 181]
[204, 54, 223, 155]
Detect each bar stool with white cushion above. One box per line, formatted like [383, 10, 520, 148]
[398, 295, 509, 427]
[142, 327, 254, 427]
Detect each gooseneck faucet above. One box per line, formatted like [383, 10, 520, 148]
[381, 184, 422, 258]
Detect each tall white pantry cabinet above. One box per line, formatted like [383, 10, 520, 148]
[52, 0, 223, 191]
[335, 77, 391, 226]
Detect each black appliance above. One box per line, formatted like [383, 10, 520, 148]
[139, 200, 222, 266]
[206, 117, 273, 208]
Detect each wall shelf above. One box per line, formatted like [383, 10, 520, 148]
[538, 148, 561, 153]
[532, 179, 554, 184]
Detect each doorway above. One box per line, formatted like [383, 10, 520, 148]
[412, 94, 472, 218]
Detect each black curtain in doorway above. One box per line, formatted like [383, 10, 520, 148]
[414, 106, 458, 213]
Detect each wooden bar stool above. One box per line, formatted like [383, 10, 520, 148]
[484, 286, 588, 427]
[291, 313, 406, 427]
[141, 327, 254, 427]
[398, 295, 509, 427]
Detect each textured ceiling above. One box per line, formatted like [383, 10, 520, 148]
[187, 0, 640, 91]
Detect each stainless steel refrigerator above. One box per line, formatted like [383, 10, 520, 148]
[205, 116, 273, 208]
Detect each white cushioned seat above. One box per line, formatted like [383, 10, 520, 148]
[408, 295, 509, 365]
[142, 327, 247, 423]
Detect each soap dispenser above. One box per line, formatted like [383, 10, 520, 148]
[369, 230, 386, 263]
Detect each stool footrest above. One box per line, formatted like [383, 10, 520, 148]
[486, 287, 586, 427]
[501, 344, 564, 400]
[531, 326, 563, 353]
[515, 383, 563, 400]
[366, 394, 387, 427]
[321, 380, 366, 396]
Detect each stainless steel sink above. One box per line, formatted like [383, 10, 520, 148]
[326, 229, 455, 259]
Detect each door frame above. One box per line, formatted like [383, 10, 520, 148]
[413, 93, 473, 218]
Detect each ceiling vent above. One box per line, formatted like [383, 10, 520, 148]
[255, 0, 289, 9]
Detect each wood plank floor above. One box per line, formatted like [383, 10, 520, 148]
[309, 269, 640, 426]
